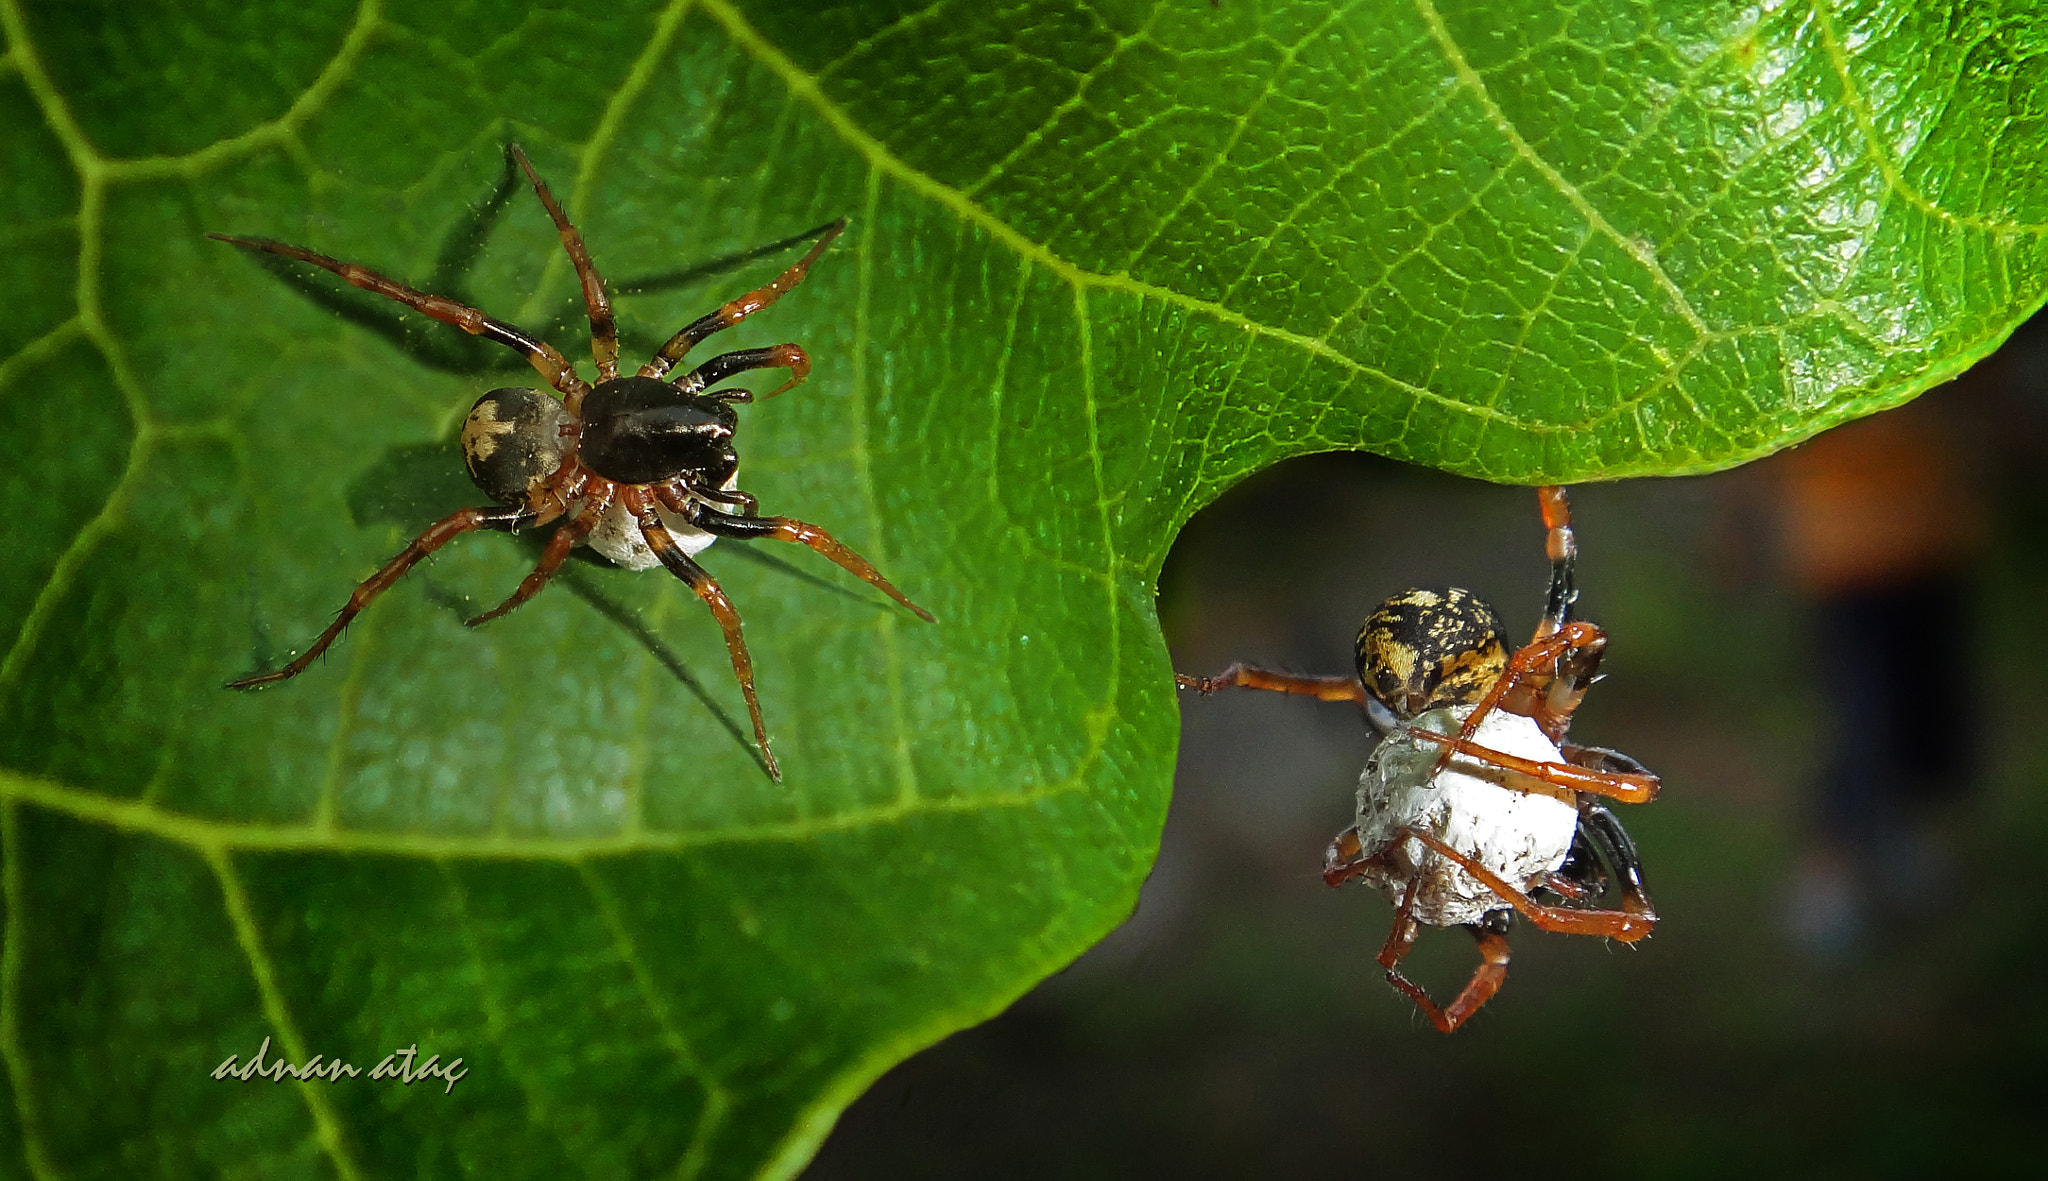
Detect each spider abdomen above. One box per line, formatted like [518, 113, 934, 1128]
[1355, 705, 1578, 927]
[1355, 587, 1509, 719]
[578, 375, 739, 486]
[461, 387, 574, 506]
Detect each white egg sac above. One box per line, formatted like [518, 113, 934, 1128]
[1353, 704, 1580, 927]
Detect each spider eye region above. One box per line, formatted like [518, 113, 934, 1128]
[578, 375, 740, 486]
[462, 387, 574, 506]
[1354, 586, 1508, 719]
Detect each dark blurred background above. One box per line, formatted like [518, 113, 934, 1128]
[806, 314, 2048, 1179]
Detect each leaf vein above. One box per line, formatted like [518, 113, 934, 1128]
[575, 863, 729, 1181]
[0, 804, 59, 1181]
[853, 169, 920, 806]
[1814, 0, 2048, 236]
[204, 847, 366, 1181]
[0, 768, 1085, 858]
[1411, 0, 1711, 338]
[1122, 0, 1364, 272]
[962, 0, 1169, 199]
[519, 0, 697, 327]
[437, 862, 590, 1173]
[694, 0, 1559, 434]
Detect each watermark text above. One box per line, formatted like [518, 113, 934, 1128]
[211, 1037, 466, 1093]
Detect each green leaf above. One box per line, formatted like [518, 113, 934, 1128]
[1, 0, 2041, 1176]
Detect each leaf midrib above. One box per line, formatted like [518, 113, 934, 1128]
[0, 769, 1091, 859]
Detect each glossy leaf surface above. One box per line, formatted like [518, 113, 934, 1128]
[1, 0, 2042, 1176]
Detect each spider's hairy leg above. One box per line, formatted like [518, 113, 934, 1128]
[633, 496, 780, 783]
[639, 218, 847, 380]
[226, 505, 529, 689]
[1175, 663, 1368, 704]
[1405, 727, 1659, 805]
[465, 484, 616, 626]
[682, 500, 936, 623]
[1373, 882, 1513, 1034]
[205, 233, 588, 399]
[507, 145, 620, 380]
[1328, 829, 1512, 1031]
[677, 345, 812, 400]
[1394, 827, 1657, 942]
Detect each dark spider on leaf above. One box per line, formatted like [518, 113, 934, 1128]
[1177, 486, 1658, 1032]
[216, 145, 935, 782]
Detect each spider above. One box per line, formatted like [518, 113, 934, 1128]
[1176, 486, 1658, 1032]
[215, 145, 934, 781]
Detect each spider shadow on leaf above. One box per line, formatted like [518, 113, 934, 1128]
[233, 146, 845, 379]
[338, 440, 874, 782]
[343, 439, 886, 608]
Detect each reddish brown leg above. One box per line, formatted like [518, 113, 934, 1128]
[1419, 485, 1591, 762]
[1406, 727, 1660, 804]
[639, 219, 848, 380]
[465, 485, 615, 626]
[1175, 664, 1368, 703]
[679, 344, 812, 399]
[1373, 882, 1513, 1034]
[1432, 619, 1608, 772]
[1394, 827, 1657, 942]
[634, 498, 779, 782]
[227, 505, 529, 688]
[681, 499, 936, 623]
[205, 234, 586, 398]
[1535, 485, 1577, 641]
[508, 145, 619, 381]
[1323, 825, 1375, 887]
[1537, 867, 1603, 901]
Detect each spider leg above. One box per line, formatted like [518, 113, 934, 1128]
[632, 499, 780, 783]
[1374, 882, 1513, 1034]
[205, 234, 586, 399]
[687, 484, 759, 517]
[1420, 487, 1589, 762]
[1393, 826, 1657, 942]
[226, 505, 530, 689]
[1323, 825, 1375, 887]
[683, 502, 936, 622]
[1331, 826, 1520, 1030]
[676, 345, 812, 400]
[1538, 826, 1610, 901]
[1406, 727, 1659, 804]
[465, 485, 615, 626]
[1535, 485, 1578, 640]
[1175, 663, 1368, 704]
[1433, 618, 1608, 771]
[1573, 797, 1658, 923]
[639, 219, 847, 380]
[508, 145, 620, 381]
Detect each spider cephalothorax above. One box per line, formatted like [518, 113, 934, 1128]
[1178, 486, 1659, 1032]
[218, 145, 934, 781]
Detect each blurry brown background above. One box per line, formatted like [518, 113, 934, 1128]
[806, 315, 2048, 1179]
